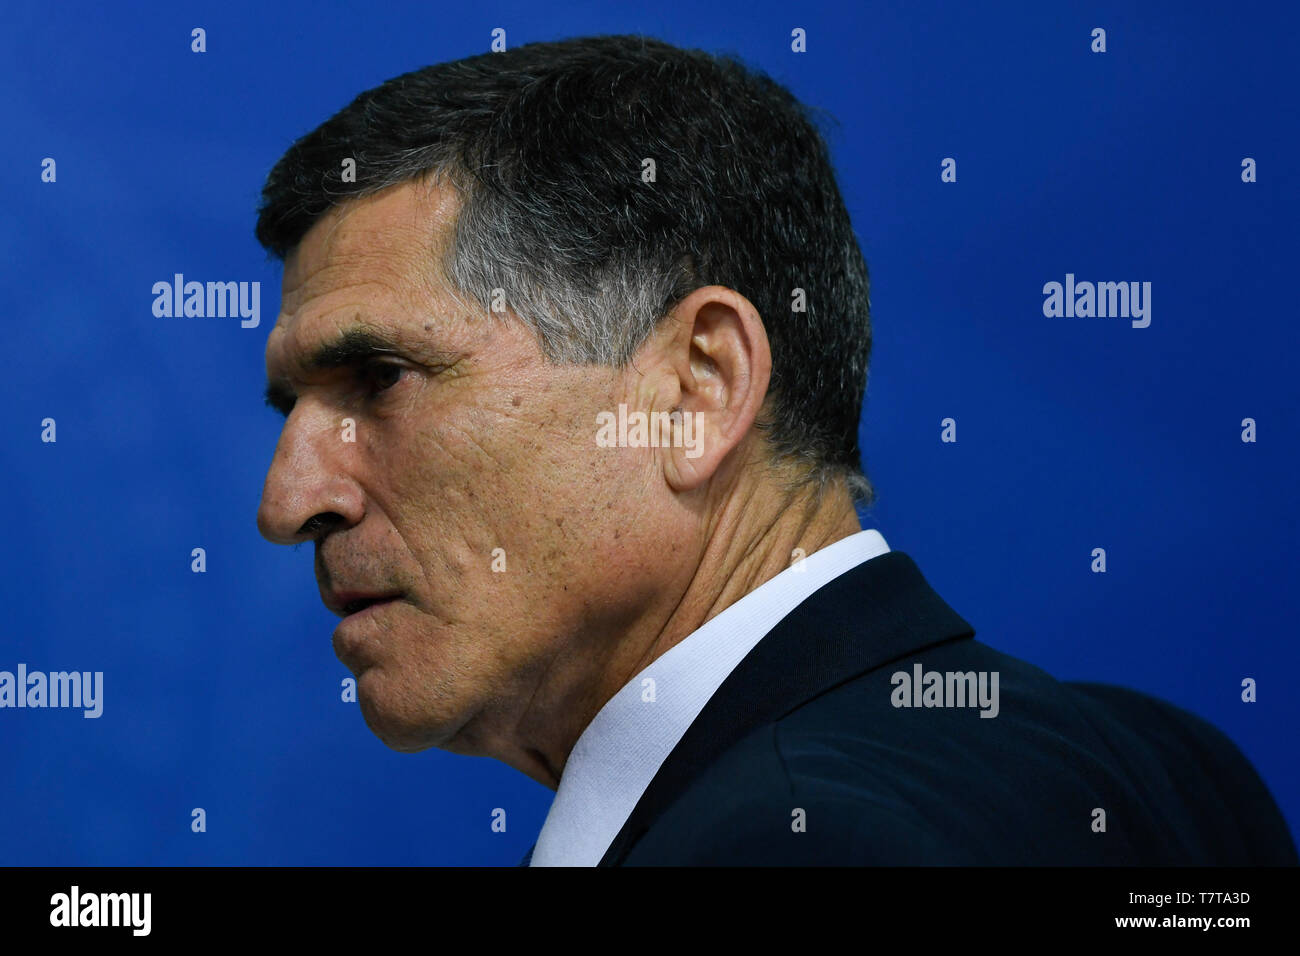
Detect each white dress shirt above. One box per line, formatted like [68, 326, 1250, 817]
[529, 528, 891, 866]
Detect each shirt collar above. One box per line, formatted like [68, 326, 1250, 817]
[529, 528, 891, 866]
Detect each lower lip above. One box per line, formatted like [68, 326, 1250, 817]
[332, 598, 401, 670]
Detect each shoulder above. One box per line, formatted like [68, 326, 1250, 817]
[1062, 681, 1296, 862]
[622, 643, 1296, 864]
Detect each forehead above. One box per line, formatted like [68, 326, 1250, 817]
[267, 179, 460, 367]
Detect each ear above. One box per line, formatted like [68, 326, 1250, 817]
[654, 285, 772, 493]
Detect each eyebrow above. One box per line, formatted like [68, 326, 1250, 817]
[264, 323, 453, 416]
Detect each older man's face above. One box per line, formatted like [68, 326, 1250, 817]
[257, 180, 672, 765]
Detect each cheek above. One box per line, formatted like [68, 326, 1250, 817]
[360, 411, 562, 599]
[379, 380, 645, 604]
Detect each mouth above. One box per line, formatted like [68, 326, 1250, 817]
[342, 596, 390, 616]
[327, 591, 404, 619]
[330, 592, 404, 673]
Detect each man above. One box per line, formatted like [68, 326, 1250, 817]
[253, 35, 1295, 865]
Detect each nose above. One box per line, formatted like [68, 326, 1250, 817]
[257, 403, 365, 545]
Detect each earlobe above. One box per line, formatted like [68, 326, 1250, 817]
[664, 406, 713, 491]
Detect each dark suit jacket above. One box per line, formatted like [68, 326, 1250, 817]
[583, 550, 1296, 865]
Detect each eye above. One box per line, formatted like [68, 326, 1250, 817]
[360, 360, 406, 396]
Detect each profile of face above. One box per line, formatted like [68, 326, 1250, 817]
[256, 179, 748, 782]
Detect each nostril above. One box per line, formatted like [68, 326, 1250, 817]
[298, 512, 345, 539]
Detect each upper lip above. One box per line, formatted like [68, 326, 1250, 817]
[323, 590, 404, 619]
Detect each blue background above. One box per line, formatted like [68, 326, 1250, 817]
[3, 0, 1295, 865]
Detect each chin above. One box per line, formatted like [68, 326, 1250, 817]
[355, 679, 459, 754]
[359, 703, 441, 753]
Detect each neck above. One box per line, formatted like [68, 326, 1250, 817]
[508, 470, 861, 790]
[629, 474, 862, 680]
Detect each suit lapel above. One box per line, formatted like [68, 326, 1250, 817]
[598, 550, 975, 865]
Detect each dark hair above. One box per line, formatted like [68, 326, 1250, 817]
[256, 34, 874, 504]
